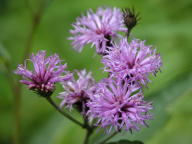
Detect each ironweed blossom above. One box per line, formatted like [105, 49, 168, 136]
[69, 7, 127, 55]
[102, 38, 162, 86]
[87, 79, 152, 133]
[58, 70, 96, 113]
[15, 50, 72, 97]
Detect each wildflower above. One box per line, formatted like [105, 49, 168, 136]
[58, 70, 96, 113]
[15, 50, 71, 97]
[87, 79, 152, 132]
[102, 38, 162, 86]
[69, 7, 127, 55]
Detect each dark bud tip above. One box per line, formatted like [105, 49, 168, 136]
[122, 8, 140, 35]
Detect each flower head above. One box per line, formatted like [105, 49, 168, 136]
[15, 50, 72, 97]
[69, 7, 127, 55]
[58, 70, 96, 112]
[87, 79, 152, 132]
[102, 38, 162, 86]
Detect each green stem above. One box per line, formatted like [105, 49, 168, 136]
[83, 128, 93, 144]
[12, 12, 40, 144]
[13, 84, 22, 144]
[83, 117, 95, 144]
[5, 62, 22, 144]
[12, 1, 53, 144]
[23, 0, 44, 60]
[46, 96, 85, 128]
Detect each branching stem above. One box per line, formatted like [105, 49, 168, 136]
[46, 96, 85, 128]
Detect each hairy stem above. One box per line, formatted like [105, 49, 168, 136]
[46, 96, 85, 128]
[99, 131, 119, 144]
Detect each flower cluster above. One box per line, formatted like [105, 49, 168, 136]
[68, 7, 162, 132]
[15, 6, 162, 134]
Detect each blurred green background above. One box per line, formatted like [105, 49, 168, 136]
[0, 0, 192, 144]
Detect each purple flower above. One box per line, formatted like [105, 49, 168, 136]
[69, 7, 127, 55]
[15, 50, 72, 97]
[87, 79, 152, 132]
[102, 38, 162, 86]
[58, 70, 96, 112]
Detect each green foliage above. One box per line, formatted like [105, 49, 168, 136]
[0, 0, 192, 144]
